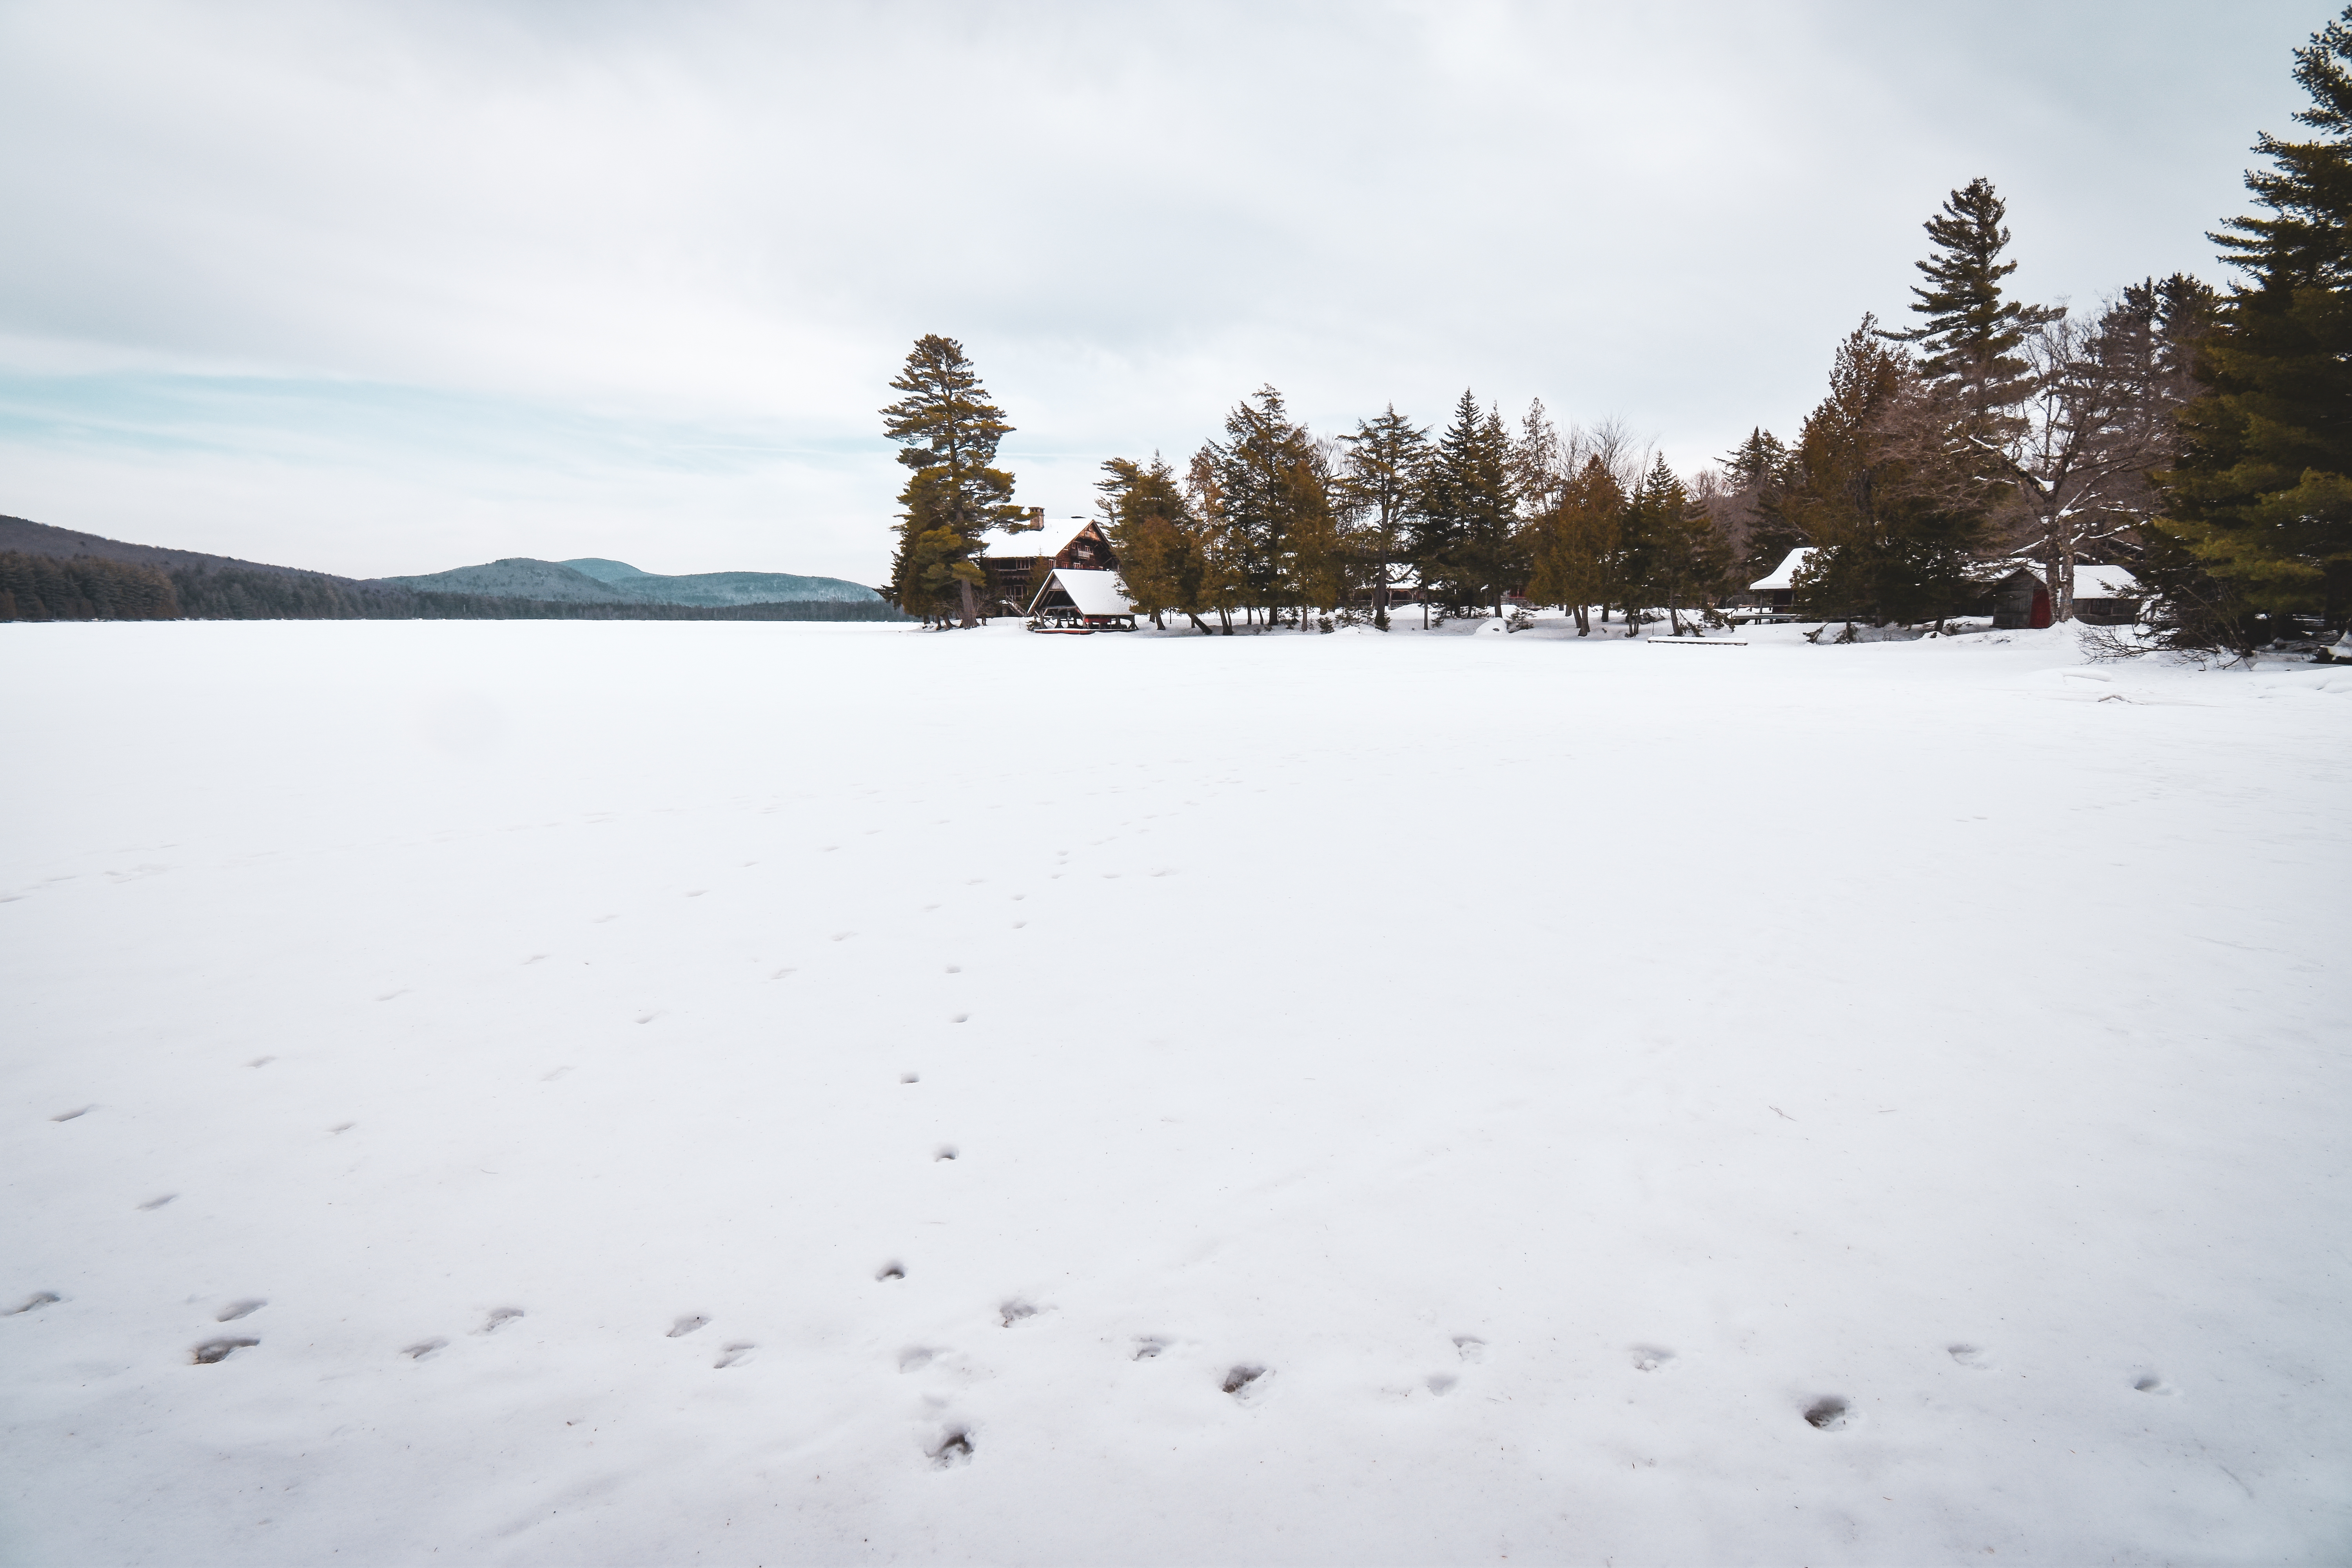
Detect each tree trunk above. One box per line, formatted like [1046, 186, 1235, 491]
[1188, 612, 1214, 634]
[957, 578, 979, 630]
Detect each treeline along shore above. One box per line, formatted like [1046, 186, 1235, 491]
[0, 520, 906, 624]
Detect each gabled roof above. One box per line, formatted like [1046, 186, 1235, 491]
[1027, 568, 1134, 618]
[2074, 565, 2140, 599]
[993, 516, 1100, 559]
[1749, 548, 1815, 592]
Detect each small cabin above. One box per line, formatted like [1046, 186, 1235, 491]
[1026, 568, 1136, 631]
[1986, 563, 2142, 628]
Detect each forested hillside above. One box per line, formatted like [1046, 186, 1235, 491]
[0, 517, 904, 622]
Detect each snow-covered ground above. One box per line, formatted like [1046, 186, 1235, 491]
[3, 618, 2346, 1566]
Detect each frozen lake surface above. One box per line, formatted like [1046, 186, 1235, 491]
[3, 618, 2347, 1565]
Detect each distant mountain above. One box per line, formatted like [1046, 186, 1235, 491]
[561, 558, 879, 606]
[374, 556, 880, 606]
[0, 515, 904, 623]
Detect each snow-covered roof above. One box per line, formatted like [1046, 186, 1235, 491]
[2074, 565, 2140, 599]
[1028, 568, 1133, 618]
[996, 516, 1097, 557]
[1749, 548, 1815, 592]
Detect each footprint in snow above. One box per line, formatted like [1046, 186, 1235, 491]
[192, 1338, 258, 1365]
[401, 1339, 448, 1360]
[1223, 1365, 1267, 1399]
[877, 1261, 905, 1281]
[1426, 1373, 1458, 1395]
[2133, 1373, 2176, 1396]
[138, 1194, 177, 1210]
[1132, 1337, 1168, 1361]
[9, 1292, 62, 1315]
[667, 1314, 710, 1338]
[898, 1346, 937, 1372]
[50, 1107, 92, 1123]
[998, 1300, 1036, 1328]
[1948, 1343, 1993, 1369]
[481, 1307, 524, 1334]
[247, 1056, 275, 1068]
[1453, 1336, 1487, 1362]
[329, 1122, 357, 1133]
[713, 1342, 755, 1369]
[1803, 1396, 1853, 1430]
[926, 1425, 975, 1468]
[215, 1299, 266, 1323]
[935, 1145, 958, 1161]
[1630, 1345, 1674, 1372]
[900, 1072, 920, 1084]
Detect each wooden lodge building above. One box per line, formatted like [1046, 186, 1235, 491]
[978, 516, 1120, 619]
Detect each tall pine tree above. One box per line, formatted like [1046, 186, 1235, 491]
[882, 335, 1032, 628]
[1412, 390, 1521, 617]
[1337, 405, 1430, 629]
[1881, 178, 2063, 454]
[2154, 6, 2352, 631]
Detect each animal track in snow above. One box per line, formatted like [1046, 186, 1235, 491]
[138, 1194, 176, 1210]
[1803, 1397, 1852, 1430]
[769, 968, 795, 980]
[481, 1307, 524, 1333]
[926, 1425, 974, 1467]
[1948, 1343, 1992, 1369]
[2133, 1373, 2175, 1396]
[830, 931, 854, 942]
[667, 1314, 710, 1338]
[1630, 1345, 1675, 1372]
[215, 1299, 266, 1322]
[945, 965, 961, 973]
[192, 1338, 258, 1365]
[329, 1122, 356, 1133]
[684, 890, 706, 898]
[900, 1073, 920, 1084]
[1426, 1373, 1458, 1395]
[9, 1292, 61, 1315]
[247, 1056, 275, 1067]
[898, 1346, 937, 1372]
[935, 1145, 958, 1161]
[1132, 1338, 1168, 1360]
[1222, 1365, 1267, 1398]
[635, 1012, 659, 1025]
[998, 1300, 1036, 1328]
[402, 1339, 447, 1360]
[877, 1261, 906, 1281]
[713, 1342, 755, 1368]
[522, 954, 546, 965]
[50, 1107, 91, 1123]
[1453, 1336, 1487, 1362]
[950, 1013, 969, 1024]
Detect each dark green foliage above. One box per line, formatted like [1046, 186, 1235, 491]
[1096, 454, 1205, 627]
[1785, 320, 1987, 626]
[1882, 178, 2063, 450]
[1411, 390, 1522, 614]
[1617, 457, 1732, 631]
[1722, 427, 1803, 581]
[1200, 386, 1329, 616]
[882, 334, 1029, 626]
[0, 552, 178, 619]
[1336, 405, 1430, 627]
[2153, 6, 2352, 627]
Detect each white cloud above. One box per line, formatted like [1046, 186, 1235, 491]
[0, 0, 2318, 578]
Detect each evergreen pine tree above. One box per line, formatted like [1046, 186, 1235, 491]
[1722, 427, 1803, 583]
[881, 335, 1032, 628]
[1524, 457, 1624, 635]
[1882, 178, 2064, 453]
[1336, 405, 1430, 629]
[1412, 390, 1521, 617]
[1202, 386, 1326, 625]
[2154, 7, 2352, 629]
[1096, 455, 1208, 630]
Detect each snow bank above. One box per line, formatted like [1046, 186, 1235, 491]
[2, 621, 2345, 1565]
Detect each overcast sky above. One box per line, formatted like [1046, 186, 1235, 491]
[0, 0, 2326, 581]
